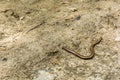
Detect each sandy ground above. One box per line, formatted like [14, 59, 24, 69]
[0, 0, 120, 80]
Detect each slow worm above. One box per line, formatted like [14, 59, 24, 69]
[62, 37, 102, 60]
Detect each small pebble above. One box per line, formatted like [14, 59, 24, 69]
[1, 47, 7, 51]
[115, 36, 120, 41]
[75, 15, 81, 20]
[2, 58, 8, 62]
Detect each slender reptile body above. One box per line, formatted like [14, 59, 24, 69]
[62, 37, 102, 60]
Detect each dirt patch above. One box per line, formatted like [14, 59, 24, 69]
[0, 0, 120, 80]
